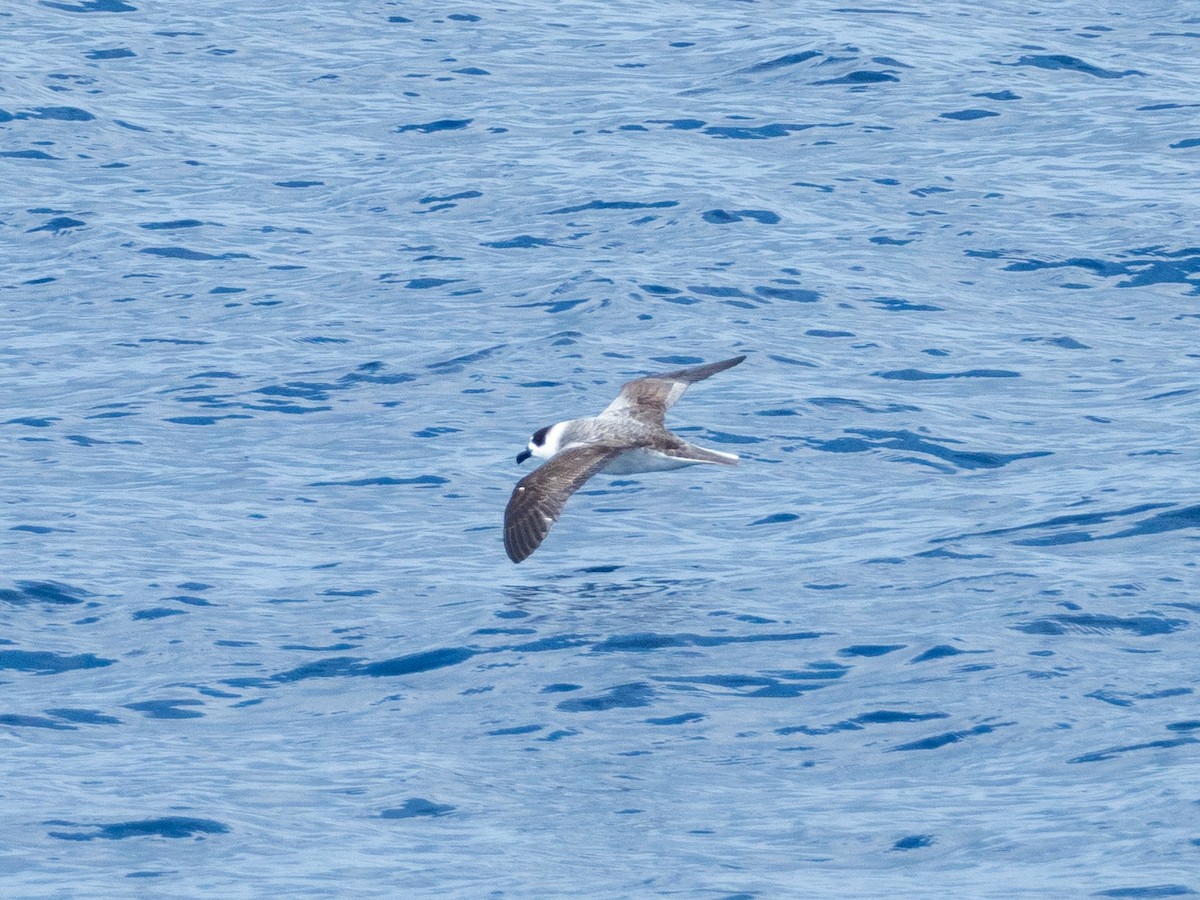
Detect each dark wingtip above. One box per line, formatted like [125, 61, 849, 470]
[504, 531, 531, 563]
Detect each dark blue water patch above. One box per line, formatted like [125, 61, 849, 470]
[806, 428, 1048, 471]
[969, 246, 1200, 294]
[1007, 54, 1144, 79]
[396, 118, 472, 133]
[933, 501, 1176, 546]
[453, 67, 489, 76]
[756, 284, 820, 302]
[813, 70, 900, 86]
[380, 799, 455, 819]
[47, 817, 229, 841]
[65, 433, 141, 447]
[702, 208, 780, 224]
[139, 219, 204, 230]
[702, 429, 761, 445]
[700, 123, 821, 140]
[420, 190, 482, 205]
[14, 105, 96, 121]
[6, 416, 60, 427]
[272, 647, 476, 682]
[544, 199, 677, 215]
[480, 235, 555, 249]
[892, 834, 934, 851]
[1088, 687, 1191, 708]
[341, 362, 417, 386]
[1092, 886, 1197, 898]
[414, 426, 462, 438]
[425, 344, 506, 376]
[140, 247, 252, 261]
[1069, 736, 1198, 765]
[864, 296, 944, 311]
[755, 409, 799, 418]
[910, 645, 984, 664]
[27, 216, 86, 233]
[781, 709, 949, 736]
[914, 547, 991, 561]
[638, 284, 683, 297]
[659, 118, 723, 136]
[750, 513, 800, 526]
[740, 50, 823, 73]
[1023, 335, 1090, 349]
[0, 580, 92, 605]
[557, 682, 656, 712]
[591, 630, 822, 653]
[86, 47, 135, 59]
[164, 415, 250, 425]
[838, 644, 906, 658]
[11, 525, 59, 534]
[662, 665, 847, 699]
[888, 721, 1014, 752]
[362, 648, 476, 677]
[310, 473, 447, 488]
[646, 712, 705, 726]
[394, 276, 461, 289]
[487, 724, 544, 736]
[1170, 138, 1200, 150]
[807, 329, 854, 338]
[509, 296, 592, 313]
[542, 683, 581, 693]
[123, 699, 205, 719]
[0, 713, 77, 730]
[1013, 614, 1186, 637]
[274, 180, 323, 188]
[0, 150, 61, 160]
[687, 285, 749, 299]
[1101, 505, 1200, 541]
[875, 368, 1020, 380]
[269, 656, 362, 682]
[508, 635, 592, 653]
[256, 381, 333, 401]
[975, 90, 1021, 101]
[132, 607, 186, 621]
[940, 109, 999, 121]
[387, 15, 412, 23]
[47, 708, 121, 725]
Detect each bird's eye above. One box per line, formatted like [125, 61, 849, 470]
[532, 426, 551, 446]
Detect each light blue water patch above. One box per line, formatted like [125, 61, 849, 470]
[3, 0, 1200, 896]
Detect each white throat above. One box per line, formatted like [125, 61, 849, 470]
[530, 420, 572, 460]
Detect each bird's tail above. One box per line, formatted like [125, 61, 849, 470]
[675, 442, 740, 466]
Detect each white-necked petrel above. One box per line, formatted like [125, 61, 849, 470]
[504, 355, 746, 563]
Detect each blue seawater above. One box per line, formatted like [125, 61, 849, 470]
[3, 1, 1199, 896]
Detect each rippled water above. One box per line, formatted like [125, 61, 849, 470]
[4, 1, 1200, 896]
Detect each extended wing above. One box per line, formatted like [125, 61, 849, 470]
[600, 355, 745, 426]
[504, 444, 625, 562]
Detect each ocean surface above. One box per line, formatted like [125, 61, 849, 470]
[3, 1, 1199, 896]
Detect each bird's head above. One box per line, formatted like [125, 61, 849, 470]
[517, 422, 567, 464]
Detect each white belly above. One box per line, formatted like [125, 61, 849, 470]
[601, 448, 699, 475]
